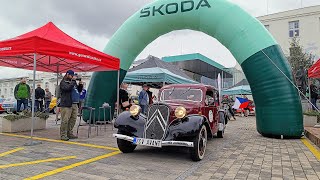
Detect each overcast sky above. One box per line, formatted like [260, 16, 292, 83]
[0, 0, 319, 78]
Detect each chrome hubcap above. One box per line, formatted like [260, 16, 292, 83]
[198, 128, 207, 157]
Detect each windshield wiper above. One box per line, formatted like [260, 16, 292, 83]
[180, 87, 191, 96]
[169, 87, 175, 96]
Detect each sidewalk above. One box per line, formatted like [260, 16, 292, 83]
[0, 115, 320, 179]
[305, 127, 320, 148]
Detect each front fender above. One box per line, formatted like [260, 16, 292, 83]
[114, 111, 146, 137]
[164, 115, 209, 141]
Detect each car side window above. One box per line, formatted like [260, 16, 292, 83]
[205, 91, 215, 106]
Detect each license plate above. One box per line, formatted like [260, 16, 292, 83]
[133, 138, 162, 148]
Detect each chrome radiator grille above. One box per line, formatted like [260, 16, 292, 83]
[144, 104, 170, 140]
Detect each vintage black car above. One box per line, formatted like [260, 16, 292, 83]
[113, 84, 226, 161]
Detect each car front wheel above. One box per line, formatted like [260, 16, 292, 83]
[117, 131, 137, 153]
[190, 125, 207, 161]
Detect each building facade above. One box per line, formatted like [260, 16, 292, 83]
[0, 73, 91, 99]
[163, 53, 235, 88]
[258, 5, 320, 59]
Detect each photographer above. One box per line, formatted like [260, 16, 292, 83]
[59, 70, 79, 141]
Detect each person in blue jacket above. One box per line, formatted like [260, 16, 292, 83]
[77, 81, 86, 114]
[139, 84, 149, 114]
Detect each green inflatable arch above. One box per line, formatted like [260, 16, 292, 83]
[86, 0, 303, 138]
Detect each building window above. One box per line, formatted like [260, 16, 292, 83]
[264, 25, 270, 31]
[4, 88, 7, 95]
[289, 21, 299, 37]
[10, 88, 13, 95]
[45, 82, 49, 89]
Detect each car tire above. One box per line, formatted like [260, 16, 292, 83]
[117, 131, 136, 153]
[190, 125, 207, 161]
[217, 130, 224, 138]
[218, 112, 225, 138]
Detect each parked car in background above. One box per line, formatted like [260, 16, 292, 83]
[114, 84, 227, 161]
[49, 97, 57, 114]
[0, 98, 5, 114]
[235, 100, 255, 117]
[2, 97, 19, 113]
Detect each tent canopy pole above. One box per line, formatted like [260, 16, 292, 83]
[25, 53, 41, 146]
[117, 70, 120, 116]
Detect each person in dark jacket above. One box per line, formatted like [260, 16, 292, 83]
[146, 86, 154, 105]
[119, 83, 131, 112]
[59, 70, 78, 141]
[310, 84, 318, 110]
[35, 84, 45, 112]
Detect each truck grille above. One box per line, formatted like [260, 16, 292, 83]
[144, 104, 170, 140]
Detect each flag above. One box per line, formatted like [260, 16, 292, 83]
[232, 97, 250, 109]
[217, 73, 221, 104]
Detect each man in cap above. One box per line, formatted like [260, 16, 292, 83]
[59, 70, 79, 141]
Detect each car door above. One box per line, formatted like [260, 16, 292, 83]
[203, 90, 218, 133]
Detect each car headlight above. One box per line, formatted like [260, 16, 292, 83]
[130, 105, 141, 116]
[175, 106, 186, 119]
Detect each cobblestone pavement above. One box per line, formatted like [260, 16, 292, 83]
[0, 115, 319, 180]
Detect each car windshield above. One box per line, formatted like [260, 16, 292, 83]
[160, 88, 203, 102]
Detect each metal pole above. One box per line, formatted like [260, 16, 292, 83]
[267, 0, 269, 15]
[117, 70, 120, 116]
[308, 78, 312, 110]
[55, 65, 59, 124]
[221, 71, 224, 89]
[25, 53, 41, 146]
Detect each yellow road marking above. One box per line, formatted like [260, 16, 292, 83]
[0, 133, 119, 151]
[0, 147, 24, 157]
[24, 151, 121, 180]
[301, 139, 320, 161]
[0, 156, 76, 169]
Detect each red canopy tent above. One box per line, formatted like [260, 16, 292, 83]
[0, 22, 120, 145]
[0, 22, 119, 72]
[308, 59, 320, 78]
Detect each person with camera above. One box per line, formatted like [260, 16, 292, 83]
[59, 70, 79, 141]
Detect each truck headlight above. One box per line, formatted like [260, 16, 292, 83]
[130, 105, 141, 116]
[175, 106, 186, 119]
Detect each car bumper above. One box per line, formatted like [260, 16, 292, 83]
[113, 134, 194, 148]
